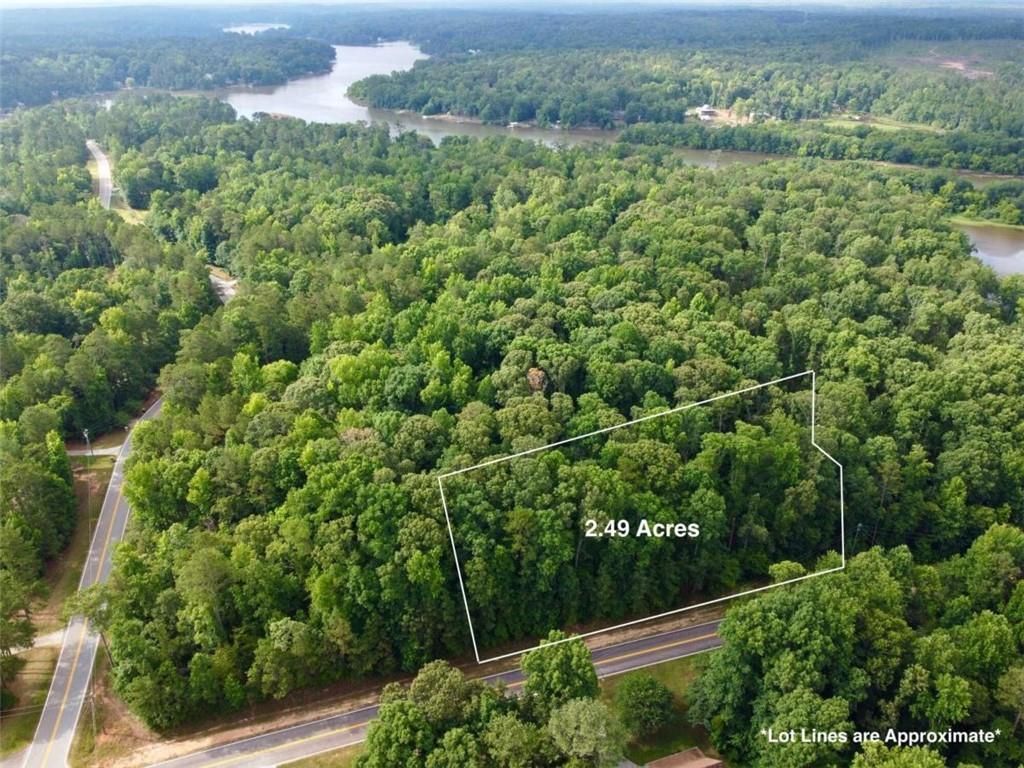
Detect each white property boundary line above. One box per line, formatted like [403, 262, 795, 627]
[437, 370, 846, 664]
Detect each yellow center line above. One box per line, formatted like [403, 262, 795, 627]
[39, 625, 88, 767]
[505, 631, 720, 690]
[594, 631, 720, 667]
[198, 720, 367, 768]
[39, 487, 123, 766]
[90, 487, 124, 588]
[191, 631, 721, 768]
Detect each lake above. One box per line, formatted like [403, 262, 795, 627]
[954, 221, 1024, 276]
[223, 42, 426, 126]
[220, 41, 769, 161]
[224, 23, 290, 35]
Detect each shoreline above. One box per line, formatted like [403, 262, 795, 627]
[950, 215, 1024, 232]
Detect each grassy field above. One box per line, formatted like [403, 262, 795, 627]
[0, 455, 115, 757]
[600, 655, 719, 765]
[879, 39, 1023, 78]
[819, 115, 944, 134]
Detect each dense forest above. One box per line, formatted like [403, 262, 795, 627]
[0, 103, 218, 436]
[289, 7, 1024, 54]
[0, 36, 333, 109]
[619, 122, 1024, 177]
[358, 537, 1024, 768]
[41, 98, 1016, 746]
[691, 531, 1024, 767]
[442, 394, 841, 651]
[0, 426, 75, 708]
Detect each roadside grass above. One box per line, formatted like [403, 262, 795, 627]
[40, 456, 116, 629]
[111, 194, 146, 225]
[285, 744, 363, 767]
[600, 655, 719, 765]
[68, 653, 114, 768]
[70, 649, 157, 768]
[0, 455, 114, 757]
[66, 428, 127, 451]
[0, 646, 59, 756]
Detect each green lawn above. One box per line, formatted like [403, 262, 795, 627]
[819, 115, 944, 134]
[600, 655, 720, 765]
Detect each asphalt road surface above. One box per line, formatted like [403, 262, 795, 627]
[149, 619, 722, 768]
[20, 398, 164, 768]
[86, 140, 113, 209]
[207, 271, 239, 302]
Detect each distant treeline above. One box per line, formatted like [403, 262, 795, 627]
[7, 6, 1023, 54]
[0, 36, 333, 109]
[289, 7, 1024, 54]
[620, 122, 1024, 176]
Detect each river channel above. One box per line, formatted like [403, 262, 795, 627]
[220, 41, 770, 166]
[217, 39, 1024, 274]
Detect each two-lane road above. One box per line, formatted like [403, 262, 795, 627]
[86, 140, 113, 210]
[21, 398, 163, 768]
[149, 620, 722, 768]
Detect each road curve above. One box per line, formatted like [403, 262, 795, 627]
[21, 398, 164, 768]
[148, 619, 722, 768]
[86, 140, 113, 209]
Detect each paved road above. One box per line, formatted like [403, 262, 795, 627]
[66, 446, 122, 457]
[207, 271, 238, 302]
[20, 398, 164, 768]
[149, 619, 722, 768]
[86, 140, 112, 209]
